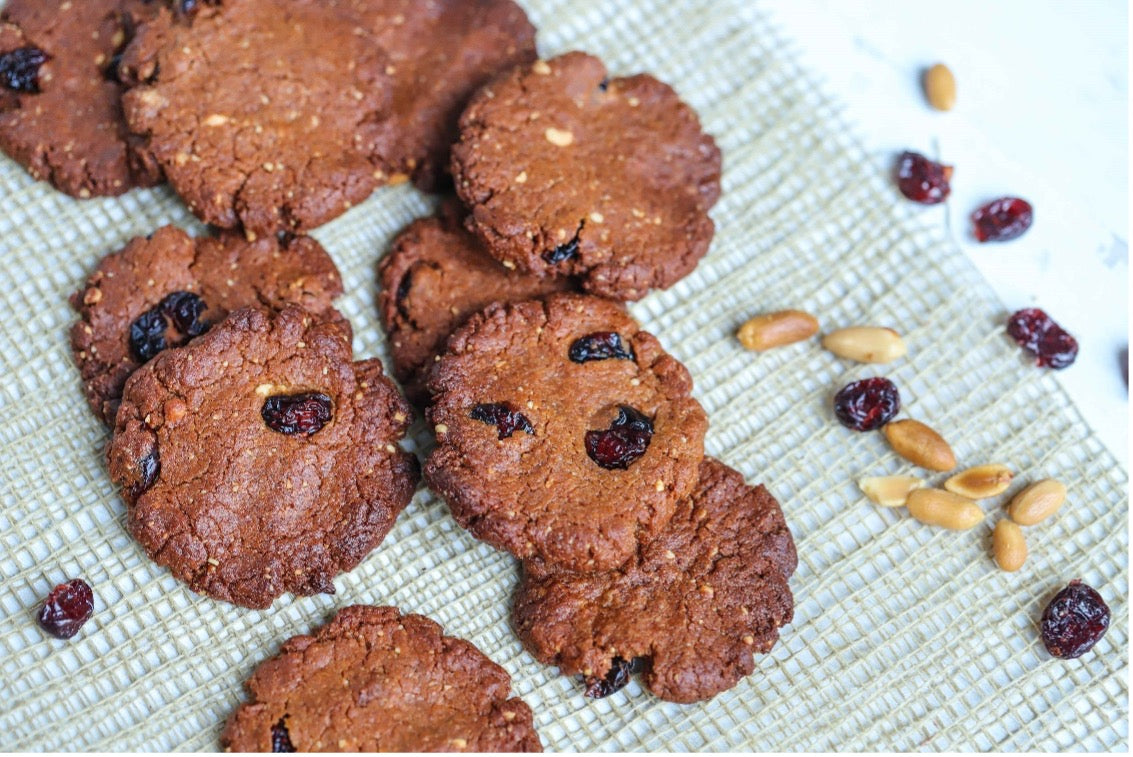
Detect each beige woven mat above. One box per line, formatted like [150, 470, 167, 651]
[0, 0, 1127, 751]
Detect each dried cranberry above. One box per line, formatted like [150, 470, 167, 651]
[262, 392, 333, 435]
[161, 291, 208, 337]
[36, 579, 94, 639]
[569, 332, 634, 363]
[585, 405, 653, 469]
[271, 719, 295, 752]
[0, 46, 51, 94]
[971, 197, 1033, 242]
[543, 237, 579, 264]
[129, 449, 161, 499]
[129, 308, 168, 362]
[470, 402, 534, 440]
[833, 377, 901, 431]
[1041, 580, 1109, 659]
[128, 291, 210, 362]
[584, 657, 645, 698]
[896, 151, 952, 204]
[1006, 308, 1078, 369]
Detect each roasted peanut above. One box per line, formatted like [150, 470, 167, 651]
[859, 475, 924, 507]
[822, 327, 907, 363]
[924, 63, 957, 111]
[945, 464, 1013, 499]
[882, 419, 956, 472]
[737, 309, 819, 351]
[1008, 479, 1067, 526]
[906, 488, 984, 530]
[992, 520, 1027, 572]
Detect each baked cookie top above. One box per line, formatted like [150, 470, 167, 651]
[451, 51, 722, 300]
[70, 224, 343, 425]
[106, 305, 418, 609]
[424, 292, 707, 572]
[222, 605, 542, 752]
[348, 0, 536, 190]
[0, 0, 162, 197]
[377, 199, 575, 404]
[119, 0, 391, 235]
[513, 458, 796, 703]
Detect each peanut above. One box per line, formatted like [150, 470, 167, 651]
[859, 475, 924, 507]
[882, 419, 956, 472]
[992, 520, 1027, 572]
[822, 327, 907, 363]
[923, 63, 957, 111]
[906, 488, 984, 530]
[944, 464, 1013, 499]
[736, 309, 819, 351]
[1008, 479, 1067, 526]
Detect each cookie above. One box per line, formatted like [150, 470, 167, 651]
[377, 200, 575, 404]
[424, 292, 708, 572]
[0, 0, 162, 197]
[349, 0, 536, 189]
[222, 605, 542, 752]
[119, 0, 392, 235]
[513, 458, 796, 703]
[70, 225, 343, 426]
[451, 52, 722, 300]
[106, 305, 418, 609]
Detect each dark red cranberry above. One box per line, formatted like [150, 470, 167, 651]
[1041, 580, 1109, 659]
[262, 392, 333, 435]
[1007, 308, 1078, 369]
[585, 406, 653, 469]
[270, 719, 295, 752]
[470, 402, 534, 440]
[584, 657, 645, 698]
[36, 579, 94, 639]
[833, 377, 901, 431]
[0, 46, 51, 94]
[896, 151, 952, 204]
[543, 237, 578, 264]
[129, 308, 169, 362]
[128, 291, 210, 362]
[972, 197, 1033, 242]
[129, 450, 161, 500]
[569, 332, 634, 363]
[161, 290, 208, 337]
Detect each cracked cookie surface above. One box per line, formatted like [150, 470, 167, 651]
[119, 0, 391, 235]
[424, 293, 707, 572]
[377, 199, 575, 404]
[71, 224, 343, 425]
[0, 0, 162, 197]
[451, 51, 721, 300]
[106, 305, 418, 609]
[513, 458, 796, 703]
[221, 605, 542, 752]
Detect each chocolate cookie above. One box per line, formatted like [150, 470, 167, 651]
[70, 225, 343, 426]
[119, 0, 391, 235]
[106, 305, 418, 608]
[377, 200, 575, 404]
[222, 605, 542, 752]
[513, 458, 796, 703]
[349, 0, 536, 189]
[0, 0, 161, 197]
[424, 293, 708, 572]
[451, 52, 722, 300]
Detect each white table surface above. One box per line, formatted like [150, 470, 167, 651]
[763, 0, 1129, 467]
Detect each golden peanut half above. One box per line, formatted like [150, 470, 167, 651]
[859, 475, 924, 507]
[945, 464, 1013, 499]
[1008, 479, 1067, 526]
[924, 63, 957, 111]
[737, 309, 819, 351]
[906, 489, 984, 530]
[992, 520, 1027, 572]
[821, 327, 907, 363]
[883, 419, 956, 472]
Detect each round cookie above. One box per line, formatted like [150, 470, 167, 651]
[0, 0, 162, 197]
[348, 0, 537, 190]
[424, 292, 708, 572]
[513, 458, 797, 704]
[70, 225, 344, 426]
[119, 0, 392, 235]
[451, 51, 722, 300]
[377, 199, 576, 404]
[222, 605, 542, 752]
[106, 305, 418, 609]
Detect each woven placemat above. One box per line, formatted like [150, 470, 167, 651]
[0, 0, 1126, 751]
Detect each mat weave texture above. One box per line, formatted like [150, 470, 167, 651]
[0, 0, 1127, 751]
